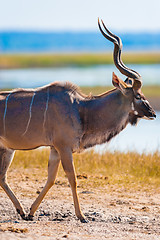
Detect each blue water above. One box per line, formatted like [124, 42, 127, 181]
[0, 64, 159, 89]
[0, 32, 160, 52]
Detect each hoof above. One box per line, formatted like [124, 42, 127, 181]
[21, 214, 27, 220]
[16, 209, 26, 220]
[26, 214, 34, 221]
[80, 218, 89, 223]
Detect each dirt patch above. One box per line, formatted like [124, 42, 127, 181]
[0, 172, 160, 239]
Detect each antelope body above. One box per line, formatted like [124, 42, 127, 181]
[0, 20, 156, 222]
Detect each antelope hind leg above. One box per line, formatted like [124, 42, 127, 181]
[59, 146, 87, 223]
[27, 146, 60, 220]
[0, 148, 26, 219]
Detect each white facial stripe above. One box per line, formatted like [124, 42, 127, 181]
[131, 102, 135, 111]
[134, 111, 138, 115]
[3, 92, 12, 135]
[143, 99, 149, 104]
[22, 92, 36, 136]
[131, 102, 139, 116]
[43, 88, 50, 129]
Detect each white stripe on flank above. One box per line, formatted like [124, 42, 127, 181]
[22, 92, 36, 136]
[43, 88, 49, 129]
[3, 92, 12, 135]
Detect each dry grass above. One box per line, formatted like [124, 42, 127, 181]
[11, 148, 160, 190]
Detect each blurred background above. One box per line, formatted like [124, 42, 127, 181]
[0, 0, 160, 153]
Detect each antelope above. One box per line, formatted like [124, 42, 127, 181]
[0, 19, 156, 223]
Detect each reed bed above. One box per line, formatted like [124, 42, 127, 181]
[0, 52, 160, 69]
[11, 149, 160, 189]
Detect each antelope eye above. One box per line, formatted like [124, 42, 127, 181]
[135, 95, 141, 100]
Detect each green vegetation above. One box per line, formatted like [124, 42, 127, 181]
[141, 85, 160, 97]
[0, 52, 160, 69]
[80, 85, 160, 97]
[11, 149, 160, 190]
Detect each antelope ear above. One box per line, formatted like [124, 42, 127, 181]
[112, 72, 128, 95]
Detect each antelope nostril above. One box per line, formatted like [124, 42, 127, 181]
[149, 110, 156, 118]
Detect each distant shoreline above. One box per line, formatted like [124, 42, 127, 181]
[0, 52, 160, 69]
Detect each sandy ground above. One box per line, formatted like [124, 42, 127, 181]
[0, 170, 160, 240]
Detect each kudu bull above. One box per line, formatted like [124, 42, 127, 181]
[0, 19, 156, 222]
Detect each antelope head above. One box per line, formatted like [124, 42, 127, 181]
[98, 19, 156, 125]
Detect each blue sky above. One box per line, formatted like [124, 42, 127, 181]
[0, 0, 160, 32]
